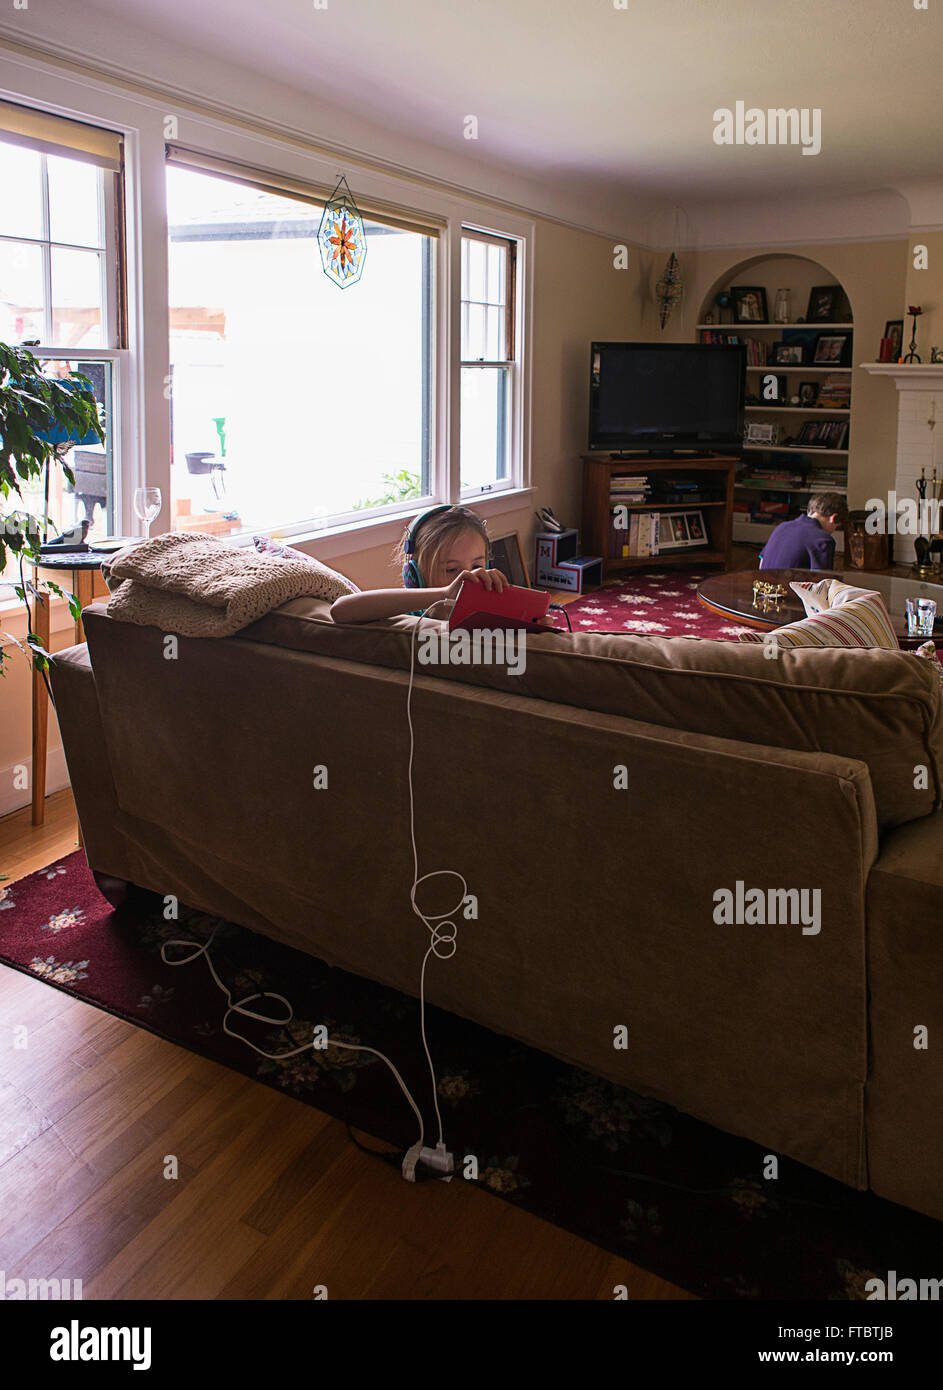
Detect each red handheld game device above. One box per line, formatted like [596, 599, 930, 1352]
[448, 580, 551, 633]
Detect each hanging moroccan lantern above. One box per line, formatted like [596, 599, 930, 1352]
[655, 252, 683, 329]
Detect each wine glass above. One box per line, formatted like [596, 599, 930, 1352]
[133, 487, 162, 540]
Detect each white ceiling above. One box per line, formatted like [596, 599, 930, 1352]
[4, 0, 943, 233]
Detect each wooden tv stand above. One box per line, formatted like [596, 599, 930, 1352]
[581, 453, 738, 578]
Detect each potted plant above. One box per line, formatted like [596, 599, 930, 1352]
[0, 341, 104, 675]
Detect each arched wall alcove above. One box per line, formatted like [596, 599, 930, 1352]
[694, 252, 855, 551]
[696, 253, 850, 326]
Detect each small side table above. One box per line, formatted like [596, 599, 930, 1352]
[27, 551, 112, 827]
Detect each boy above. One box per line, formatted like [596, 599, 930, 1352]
[759, 492, 847, 571]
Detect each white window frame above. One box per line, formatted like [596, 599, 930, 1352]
[0, 129, 128, 594]
[0, 49, 535, 570]
[458, 226, 522, 502]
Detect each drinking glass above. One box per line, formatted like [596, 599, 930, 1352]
[918, 598, 937, 637]
[906, 596, 937, 637]
[133, 486, 162, 540]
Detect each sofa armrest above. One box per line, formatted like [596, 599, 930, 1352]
[48, 642, 144, 885]
[866, 813, 943, 1219]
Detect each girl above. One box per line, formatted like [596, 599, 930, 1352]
[330, 504, 510, 624]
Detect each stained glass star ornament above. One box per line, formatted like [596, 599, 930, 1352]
[318, 176, 367, 288]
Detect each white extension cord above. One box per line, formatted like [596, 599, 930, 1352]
[158, 596, 461, 1183]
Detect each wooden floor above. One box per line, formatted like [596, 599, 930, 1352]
[0, 790, 695, 1301]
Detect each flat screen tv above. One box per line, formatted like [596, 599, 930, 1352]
[589, 342, 745, 452]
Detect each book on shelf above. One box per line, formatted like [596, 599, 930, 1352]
[807, 474, 847, 489]
[610, 475, 651, 505]
[816, 375, 851, 408]
[609, 509, 660, 558]
[699, 330, 770, 364]
[739, 472, 805, 486]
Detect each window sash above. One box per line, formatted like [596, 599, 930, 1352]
[0, 351, 120, 593]
[0, 136, 121, 351]
[460, 361, 512, 495]
[461, 230, 516, 363]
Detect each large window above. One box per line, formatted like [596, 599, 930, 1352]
[166, 156, 436, 537]
[460, 230, 516, 495]
[0, 103, 123, 591]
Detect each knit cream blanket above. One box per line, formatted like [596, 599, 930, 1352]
[102, 532, 355, 636]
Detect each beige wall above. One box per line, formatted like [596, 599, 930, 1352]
[904, 232, 943, 353]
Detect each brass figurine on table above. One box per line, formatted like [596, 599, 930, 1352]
[752, 579, 788, 613]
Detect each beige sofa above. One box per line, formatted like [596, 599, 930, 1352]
[50, 599, 943, 1223]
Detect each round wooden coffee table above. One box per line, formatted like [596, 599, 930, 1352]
[697, 569, 943, 649]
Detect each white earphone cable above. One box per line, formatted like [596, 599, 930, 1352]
[157, 595, 464, 1170]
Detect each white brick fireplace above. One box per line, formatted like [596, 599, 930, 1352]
[861, 364, 943, 565]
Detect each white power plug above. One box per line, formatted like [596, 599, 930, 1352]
[419, 1143, 454, 1180]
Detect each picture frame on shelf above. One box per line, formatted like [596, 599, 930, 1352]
[884, 320, 904, 361]
[806, 286, 840, 322]
[658, 509, 708, 550]
[798, 381, 820, 406]
[686, 511, 706, 542]
[813, 334, 849, 365]
[770, 342, 805, 366]
[490, 531, 531, 587]
[731, 286, 769, 323]
[745, 421, 780, 445]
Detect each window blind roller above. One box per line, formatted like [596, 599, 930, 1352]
[0, 99, 122, 170]
[165, 145, 443, 238]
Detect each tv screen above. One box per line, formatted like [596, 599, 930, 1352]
[589, 342, 745, 451]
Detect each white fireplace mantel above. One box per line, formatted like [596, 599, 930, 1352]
[860, 363, 943, 390]
[859, 364, 943, 564]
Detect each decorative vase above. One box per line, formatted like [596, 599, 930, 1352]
[773, 289, 792, 324]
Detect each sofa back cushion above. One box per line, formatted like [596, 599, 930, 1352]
[238, 597, 943, 832]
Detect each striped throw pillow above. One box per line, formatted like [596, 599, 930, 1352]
[738, 589, 898, 649]
[788, 578, 833, 615]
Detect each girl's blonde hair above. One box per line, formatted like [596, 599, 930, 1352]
[395, 505, 490, 587]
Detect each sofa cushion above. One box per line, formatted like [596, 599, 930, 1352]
[738, 591, 898, 650]
[237, 596, 943, 831]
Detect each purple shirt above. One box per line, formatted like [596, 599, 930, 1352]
[759, 513, 835, 571]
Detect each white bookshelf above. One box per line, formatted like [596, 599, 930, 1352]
[697, 261, 854, 546]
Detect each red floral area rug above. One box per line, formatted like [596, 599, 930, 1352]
[3, 852, 942, 1300]
[559, 570, 753, 638]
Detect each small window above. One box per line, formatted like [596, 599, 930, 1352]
[460, 230, 516, 495]
[164, 157, 437, 536]
[0, 105, 124, 593]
